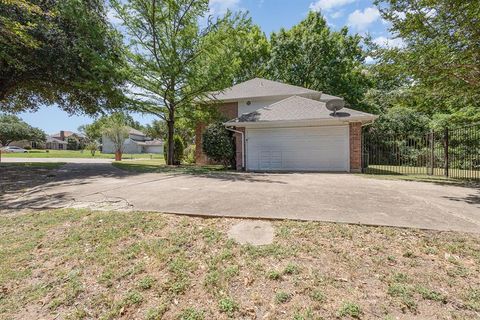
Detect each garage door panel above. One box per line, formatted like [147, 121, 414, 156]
[246, 126, 349, 171]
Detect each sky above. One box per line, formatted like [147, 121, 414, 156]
[18, 0, 398, 135]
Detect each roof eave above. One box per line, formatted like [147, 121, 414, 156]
[224, 115, 377, 128]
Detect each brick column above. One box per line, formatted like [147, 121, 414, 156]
[349, 122, 362, 173]
[234, 127, 245, 171]
[195, 123, 208, 165]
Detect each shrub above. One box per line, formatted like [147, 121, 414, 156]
[338, 302, 362, 318]
[178, 307, 205, 320]
[218, 297, 238, 316]
[275, 291, 291, 304]
[164, 135, 185, 165]
[85, 141, 99, 156]
[202, 123, 235, 167]
[267, 270, 281, 280]
[183, 144, 196, 164]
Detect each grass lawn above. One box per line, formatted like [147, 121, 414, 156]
[113, 159, 228, 175]
[0, 149, 164, 160]
[365, 165, 480, 180]
[0, 209, 479, 319]
[361, 165, 480, 187]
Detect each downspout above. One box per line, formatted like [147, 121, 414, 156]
[225, 126, 245, 170]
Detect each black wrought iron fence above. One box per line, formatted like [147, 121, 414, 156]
[362, 123, 480, 180]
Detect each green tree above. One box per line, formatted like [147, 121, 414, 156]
[111, 0, 252, 165]
[0, 114, 46, 146]
[365, 107, 430, 137]
[198, 16, 271, 85]
[373, 0, 480, 125]
[85, 140, 99, 156]
[0, 0, 126, 114]
[102, 115, 129, 161]
[66, 137, 79, 150]
[163, 135, 184, 165]
[143, 120, 166, 140]
[267, 12, 371, 110]
[79, 113, 142, 142]
[202, 123, 235, 168]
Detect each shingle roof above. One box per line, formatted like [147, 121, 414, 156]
[51, 131, 85, 138]
[134, 139, 163, 146]
[226, 96, 377, 124]
[208, 78, 322, 101]
[46, 136, 68, 144]
[127, 127, 146, 136]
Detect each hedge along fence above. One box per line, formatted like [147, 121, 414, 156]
[362, 123, 480, 180]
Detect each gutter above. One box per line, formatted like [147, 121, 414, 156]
[361, 117, 378, 127]
[225, 126, 245, 170]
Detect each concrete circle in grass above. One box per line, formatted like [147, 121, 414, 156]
[228, 220, 274, 246]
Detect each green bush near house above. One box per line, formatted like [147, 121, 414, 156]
[164, 135, 185, 165]
[202, 122, 235, 168]
[183, 144, 196, 164]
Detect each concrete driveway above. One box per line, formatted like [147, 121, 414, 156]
[1, 162, 479, 233]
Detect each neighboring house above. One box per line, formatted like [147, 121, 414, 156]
[50, 131, 86, 147]
[196, 78, 377, 172]
[102, 127, 163, 154]
[45, 136, 68, 150]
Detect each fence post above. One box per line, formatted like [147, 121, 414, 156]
[430, 131, 434, 175]
[444, 127, 449, 178]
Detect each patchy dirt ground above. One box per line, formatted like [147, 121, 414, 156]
[0, 209, 479, 320]
[0, 163, 63, 194]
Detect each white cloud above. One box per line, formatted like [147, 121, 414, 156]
[347, 7, 380, 30]
[209, 0, 241, 15]
[309, 0, 355, 12]
[373, 36, 405, 48]
[330, 10, 344, 19]
[365, 56, 375, 64]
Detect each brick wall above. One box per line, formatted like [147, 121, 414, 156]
[195, 102, 238, 165]
[349, 122, 362, 173]
[234, 127, 245, 171]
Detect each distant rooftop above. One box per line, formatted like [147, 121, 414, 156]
[51, 131, 85, 138]
[127, 127, 146, 136]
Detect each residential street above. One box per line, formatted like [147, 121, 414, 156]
[1, 161, 479, 233]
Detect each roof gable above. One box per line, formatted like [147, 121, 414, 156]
[208, 78, 322, 101]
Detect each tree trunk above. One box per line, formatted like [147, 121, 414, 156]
[167, 109, 175, 166]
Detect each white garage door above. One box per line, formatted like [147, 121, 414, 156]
[246, 126, 349, 171]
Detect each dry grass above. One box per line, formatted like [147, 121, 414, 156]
[0, 209, 479, 319]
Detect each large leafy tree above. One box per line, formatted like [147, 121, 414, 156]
[267, 12, 371, 110]
[79, 113, 142, 142]
[199, 18, 271, 85]
[111, 0, 254, 165]
[0, 0, 126, 114]
[0, 114, 46, 146]
[373, 0, 480, 125]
